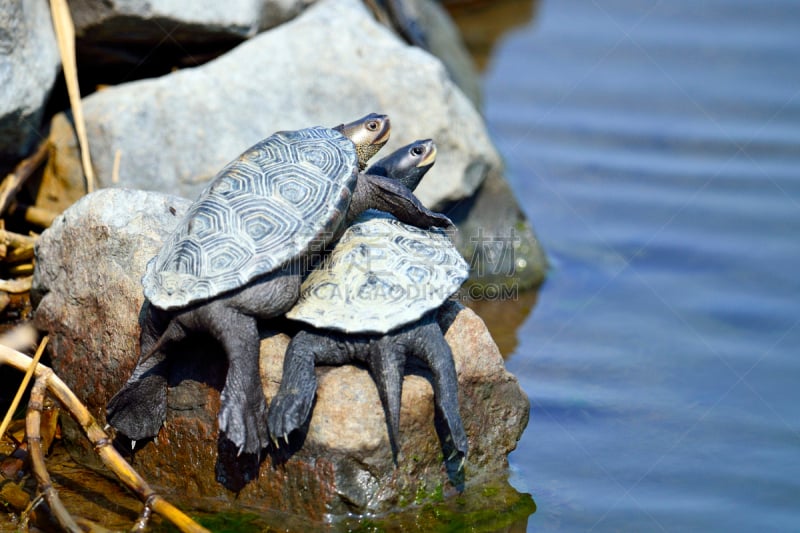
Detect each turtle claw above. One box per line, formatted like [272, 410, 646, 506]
[283, 433, 289, 446]
[218, 390, 270, 455]
[106, 374, 168, 443]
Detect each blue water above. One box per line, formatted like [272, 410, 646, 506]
[482, 0, 800, 530]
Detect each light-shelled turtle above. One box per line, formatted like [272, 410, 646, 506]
[270, 142, 469, 464]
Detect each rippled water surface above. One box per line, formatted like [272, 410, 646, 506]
[474, 0, 800, 530]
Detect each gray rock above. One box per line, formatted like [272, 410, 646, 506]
[50, 0, 500, 210]
[32, 188, 530, 517]
[0, 0, 60, 172]
[71, 0, 483, 109]
[37, 0, 548, 288]
[32, 189, 192, 414]
[409, 0, 482, 107]
[70, 0, 310, 43]
[68, 0, 312, 83]
[449, 168, 548, 291]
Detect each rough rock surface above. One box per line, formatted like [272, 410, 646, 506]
[0, 0, 60, 172]
[44, 0, 499, 210]
[37, 0, 547, 287]
[69, 0, 310, 75]
[32, 190, 192, 416]
[32, 188, 530, 518]
[69, 0, 309, 40]
[409, 0, 482, 107]
[448, 169, 548, 290]
[68, 0, 484, 111]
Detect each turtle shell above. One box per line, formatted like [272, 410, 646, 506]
[143, 126, 358, 310]
[286, 210, 469, 334]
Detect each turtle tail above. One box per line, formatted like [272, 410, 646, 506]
[139, 315, 187, 364]
[367, 346, 407, 465]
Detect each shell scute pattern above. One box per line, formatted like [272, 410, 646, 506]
[143, 127, 358, 310]
[287, 210, 469, 334]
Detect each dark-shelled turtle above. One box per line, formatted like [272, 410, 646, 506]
[107, 116, 452, 455]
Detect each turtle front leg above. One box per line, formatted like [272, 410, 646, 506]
[204, 304, 269, 455]
[408, 317, 468, 461]
[353, 174, 453, 229]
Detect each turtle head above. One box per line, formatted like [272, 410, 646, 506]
[366, 139, 437, 191]
[333, 113, 391, 170]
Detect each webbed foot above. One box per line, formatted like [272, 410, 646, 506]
[266, 386, 315, 447]
[267, 331, 319, 447]
[367, 346, 406, 462]
[106, 374, 167, 441]
[218, 390, 270, 455]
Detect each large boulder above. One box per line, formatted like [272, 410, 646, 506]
[69, 0, 309, 75]
[407, 0, 482, 106]
[36, 0, 547, 288]
[0, 0, 61, 173]
[68, 0, 484, 109]
[32, 188, 530, 518]
[40, 0, 498, 211]
[69, 0, 308, 40]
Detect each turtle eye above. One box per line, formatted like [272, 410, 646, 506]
[366, 121, 379, 131]
[411, 146, 424, 157]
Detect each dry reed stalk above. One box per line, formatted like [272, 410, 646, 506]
[0, 337, 47, 441]
[49, 0, 95, 193]
[0, 342, 209, 533]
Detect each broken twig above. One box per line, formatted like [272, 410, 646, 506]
[26, 373, 83, 532]
[0, 276, 33, 294]
[0, 141, 48, 216]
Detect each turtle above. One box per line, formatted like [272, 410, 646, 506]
[268, 144, 470, 466]
[106, 114, 453, 455]
[366, 137, 436, 190]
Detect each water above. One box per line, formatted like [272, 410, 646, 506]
[477, 0, 800, 530]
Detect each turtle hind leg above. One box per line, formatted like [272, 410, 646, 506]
[106, 306, 183, 441]
[367, 341, 407, 464]
[407, 317, 468, 461]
